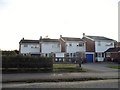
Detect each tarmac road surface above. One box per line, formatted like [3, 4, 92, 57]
[2, 79, 119, 88]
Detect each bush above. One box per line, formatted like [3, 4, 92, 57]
[2, 55, 53, 72]
[2, 50, 17, 56]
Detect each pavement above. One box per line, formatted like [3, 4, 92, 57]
[2, 62, 119, 82]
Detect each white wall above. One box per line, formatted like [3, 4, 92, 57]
[20, 43, 40, 54]
[95, 41, 114, 52]
[66, 41, 85, 53]
[55, 52, 65, 57]
[41, 42, 61, 53]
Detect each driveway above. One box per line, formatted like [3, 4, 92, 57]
[82, 62, 118, 72]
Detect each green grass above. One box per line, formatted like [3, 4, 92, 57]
[109, 66, 120, 69]
[53, 64, 79, 69]
[3, 64, 86, 73]
[53, 64, 85, 72]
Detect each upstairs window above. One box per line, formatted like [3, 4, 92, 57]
[24, 44, 28, 47]
[69, 43, 72, 46]
[98, 41, 101, 46]
[77, 43, 84, 47]
[106, 43, 113, 46]
[31, 45, 39, 48]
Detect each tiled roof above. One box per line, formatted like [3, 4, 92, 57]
[105, 47, 120, 52]
[40, 38, 59, 42]
[61, 37, 83, 41]
[86, 35, 115, 41]
[20, 39, 39, 43]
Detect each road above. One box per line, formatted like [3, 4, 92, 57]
[2, 62, 119, 89]
[2, 79, 119, 88]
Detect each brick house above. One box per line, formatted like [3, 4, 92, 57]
[105, 47, 120, 63]
[82, 33, 116, 62]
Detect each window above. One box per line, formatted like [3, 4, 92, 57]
[70, 53, 72, 57]
[98, 53, 101, 57]
[77, 43, 84, 47]
[45, 54, 48, 57]
[106, 43, 113, 46]
[69, 44, 72, 46]
[73, 53, 76, 57]
[79, 43, 83, 46]
[35, 46, 37, 48]
[66, 53, 69, 56]
[31, 45, 39, 48]
[96, 53, 101, 57]
[24, 44, 28, 47]
[96, 53, 104, 57]
[98, 41, 101, 46]
[106, 53, 110, 57]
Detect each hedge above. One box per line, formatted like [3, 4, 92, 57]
[2, 55, 53, 72]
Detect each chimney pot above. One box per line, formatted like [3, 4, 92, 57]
[83, 33, 85, 37]
[60, 35, 62, 38]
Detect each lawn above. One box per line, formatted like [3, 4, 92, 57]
[3, 64, 86, 73]
[53, 64, 85, 72]
[109, 65, 120, 69]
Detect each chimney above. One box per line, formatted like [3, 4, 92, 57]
[22, 37, 24, 40]
[60, 35, 62, 38]
[83, 33, 85, 37]
[40, 36, 42, 40]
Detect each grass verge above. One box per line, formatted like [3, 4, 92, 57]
[3, 77, 106, 83]
[53, 64, 86, 72]
[108, 66, 120, 69]
[3, 64, 86, 73]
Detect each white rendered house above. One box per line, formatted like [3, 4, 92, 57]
[40, 38, 61, 57]
[19, 38, 40, 55]
[60, 35, 86, 61]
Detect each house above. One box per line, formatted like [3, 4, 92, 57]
[19, 38, 40, 56]
[60, 35, 86, 62]
[105, 47, 120, 63]
[115, 42, 120, 47]
[40, 37, 61, 58]
[82, 33, 116, 62]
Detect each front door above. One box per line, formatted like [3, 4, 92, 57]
[96, 52, 104, 61]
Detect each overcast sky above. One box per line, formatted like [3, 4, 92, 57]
[0, 0, 119, 50]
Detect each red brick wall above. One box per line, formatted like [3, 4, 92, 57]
[60, 38, 66, 52]
[111, 52, 120, 59]
[83, 37, 95, 52]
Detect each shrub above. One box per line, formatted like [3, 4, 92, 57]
[2, 55, 53, 72]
